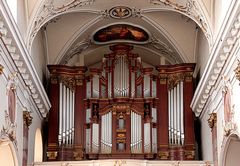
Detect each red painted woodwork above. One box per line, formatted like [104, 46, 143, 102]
[183, 76, 195, 159]
[156, 72, 169, 159]
[47, 76, 59, 160]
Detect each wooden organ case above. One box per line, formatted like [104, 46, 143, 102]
[46, 44, 196, 161]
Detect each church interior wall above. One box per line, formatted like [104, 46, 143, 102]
[213, 0, 235, 40]
[199, 108, 213, 161]
[45, 13, 97, 64]
[31, 32, 47, 83]
[1, 0, 240, 165]
[196, 29, 209, 77]
[0, 19, 46, 165]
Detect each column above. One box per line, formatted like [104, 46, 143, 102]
[156, 68, 169, 159]
[22, 111, 33, 166]
[208, 113, 218, 166]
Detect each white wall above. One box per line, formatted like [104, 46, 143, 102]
[196, 29, 210, 77]
[0, 31, 44, 166]
[31, 31, 47, 83]
[200, 108, 213, 161]
[6, 0, 28, 40]
[213, 0, 233, 40]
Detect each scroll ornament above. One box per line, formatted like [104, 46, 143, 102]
[0, 111, 17, 146]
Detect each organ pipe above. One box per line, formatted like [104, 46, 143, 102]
[59, 82, 63, 145]
[168, 81, 184, 146]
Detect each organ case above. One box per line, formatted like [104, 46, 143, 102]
[46, 44, 196, 161]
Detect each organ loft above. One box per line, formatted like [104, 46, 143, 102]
[47, 44, 196, 161]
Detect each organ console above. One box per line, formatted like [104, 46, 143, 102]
[46, 44, 196, 161]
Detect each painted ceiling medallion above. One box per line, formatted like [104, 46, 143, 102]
[93, 24, 149, 44]
[109, 6, 132, 19]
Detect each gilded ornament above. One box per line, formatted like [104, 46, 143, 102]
[46, 151, 58, 160]
[73, 148, 84, 160]
[207, 113, 217, 129]
[0, 64, 3, 74]
[167, 73, 184, 89]
[109, 6, 132, 19]
[184, 150, 195, 159]
[158, 151, 169, 159]
[23, 111, 33, 128]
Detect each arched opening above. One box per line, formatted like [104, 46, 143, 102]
[34, 128, 43, 162]
[221, 134, 240, 166]
[0, 141, 18, 166]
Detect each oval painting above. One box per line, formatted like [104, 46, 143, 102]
[93, 24, 149, 43]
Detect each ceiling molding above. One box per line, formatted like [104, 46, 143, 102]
[191, 1, 240, 116]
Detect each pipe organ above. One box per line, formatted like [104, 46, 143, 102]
[46, 44, 196, 161]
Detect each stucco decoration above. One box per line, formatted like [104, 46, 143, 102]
[149, 0, 211, 43]
[222, 77, 237, 137]
[0, 111, 17, 146]
[28, 0, 94, 49]
[109, 6, 132, 19]
[23, 111, 33, 128]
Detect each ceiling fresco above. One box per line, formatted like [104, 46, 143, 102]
[93, 24, 149, 44]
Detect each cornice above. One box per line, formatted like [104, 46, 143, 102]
[0, 1, 51, 117]
[191, 1, 240, 116]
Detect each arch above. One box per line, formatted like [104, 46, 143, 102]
[220, 133, 240, 166]
[0, 140, 19, 166]
[34, 128, 43, 162]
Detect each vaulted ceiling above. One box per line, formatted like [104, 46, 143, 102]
[28, 0, 211, 68]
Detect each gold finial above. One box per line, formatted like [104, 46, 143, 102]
[23, 111, 33, 128]
[207, 113, 217, 129]
[0, 64, 3, 74]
